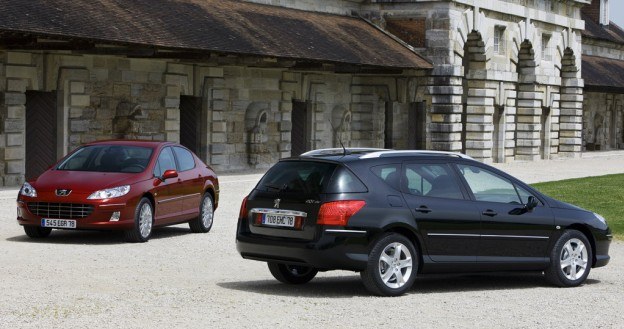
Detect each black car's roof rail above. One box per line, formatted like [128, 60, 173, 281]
[300, 148, 388, 157]
[359, 150, 474, 160]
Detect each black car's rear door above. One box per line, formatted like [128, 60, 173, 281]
[245, 160, 337, 241]
[400, 161, 481, 263]
[454, 164, 555, 265]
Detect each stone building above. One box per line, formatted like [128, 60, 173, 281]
[581, 0, 624, 151]
[0, 0, 432, 186]
[0, 0, 607, 186]
[367, 0, 587, 162]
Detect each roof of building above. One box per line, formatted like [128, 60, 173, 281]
[582, 55, 624, 91]
[0, 0, 432, 69]
[581, 12, 624, 44]
[580, 11, 624, 90]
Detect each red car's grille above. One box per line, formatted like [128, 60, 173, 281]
[27, 202, 94, 219]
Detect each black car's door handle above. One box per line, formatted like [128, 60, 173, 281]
[482, 209, 498, 217]
[415, 206, 432, 214]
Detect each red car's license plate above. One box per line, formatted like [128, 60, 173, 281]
[41, 219, 76, 229]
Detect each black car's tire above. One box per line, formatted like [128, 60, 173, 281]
[544, 230, 593, 287]
[361, 233, 418, 296]
[124, 197, 154, 243]
[268, 262, 318, 284]
[23, 225, 52, 238]
[189, 193, 214, 233]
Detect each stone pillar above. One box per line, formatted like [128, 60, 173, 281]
[464, 80, 495, 161]
[279, 71, 299, 158]
[504, 88, 518, 162]
[515, 46, 542, 161]
[203, 77, 228, 168]
[558, 51, 583, 158]
[559, 84, 583, 157]
[350, 85, 377, 148]
[515, 86, 542, 161]
[549, 91, 561, 158]
[60, 68, 90, 152]
[163, 73, 182, 143]
[428, 65, 463, 152]
[0, 52, 38, 186]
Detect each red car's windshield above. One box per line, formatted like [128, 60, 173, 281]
[56, 145, 153, 173]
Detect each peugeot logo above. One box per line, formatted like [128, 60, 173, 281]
[274, 198, 281, 208]
[55, 189, 72, 197]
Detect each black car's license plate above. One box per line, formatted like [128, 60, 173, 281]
[261, 214, 295, 228]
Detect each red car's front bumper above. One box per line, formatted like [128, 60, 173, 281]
[17, 195, 138, 231]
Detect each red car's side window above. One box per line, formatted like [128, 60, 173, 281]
[173, 147, 196, 172]
[154, 147, 176, 177]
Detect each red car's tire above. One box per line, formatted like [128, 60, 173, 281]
[23, 225, 52, 238]
[124, 197, 154, 243]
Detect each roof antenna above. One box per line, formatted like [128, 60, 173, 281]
[329, 119, 347, 156]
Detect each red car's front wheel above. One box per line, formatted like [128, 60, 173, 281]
[24, 226, 52, 238]
[124, 197, 154, 243]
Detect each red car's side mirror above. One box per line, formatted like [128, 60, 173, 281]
[162, 169, 178, 180]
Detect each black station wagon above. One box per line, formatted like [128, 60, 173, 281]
[236, 149, 612, 296]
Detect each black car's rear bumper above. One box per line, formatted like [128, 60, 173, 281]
[236, 229, 370, 271]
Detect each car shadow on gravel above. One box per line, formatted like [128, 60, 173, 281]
[219, 273, 601, 297]
[218, 276, 370, 298]
[411, 273, 600, 294]
[5, 226, 192, 245]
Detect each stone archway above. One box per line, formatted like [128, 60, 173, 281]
[244, 102, 270, 166]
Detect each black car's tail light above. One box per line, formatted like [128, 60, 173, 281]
[317, 200, 365, 226]
[239, 196, 248, 220]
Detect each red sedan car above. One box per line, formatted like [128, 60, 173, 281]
[17, 140, 219, 242]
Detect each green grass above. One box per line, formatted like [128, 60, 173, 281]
[532, 174, 624, 239]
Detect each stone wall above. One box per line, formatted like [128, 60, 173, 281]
[368, 0, 585, 162]
[582, 21, 624, 151]
[583, 92, 624, 150]
[0, 49, 417, 184]
[0, 52, 38, 186]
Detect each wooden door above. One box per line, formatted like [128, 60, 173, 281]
[179, 95, 201, 154]
[25, 90, 57, 179]
[291, 100, 309, 156]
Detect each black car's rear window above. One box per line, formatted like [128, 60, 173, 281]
[256, 161, 367, 195]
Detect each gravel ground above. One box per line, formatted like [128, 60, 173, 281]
[2, 153, 624, 328]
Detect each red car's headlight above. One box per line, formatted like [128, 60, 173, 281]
[87, 185, 131, 200]
[19, 182, 37, 197]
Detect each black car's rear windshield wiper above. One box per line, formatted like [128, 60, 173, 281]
[264, 183, 286, 191]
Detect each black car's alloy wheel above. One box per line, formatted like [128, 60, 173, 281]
[545, 230, 592, 287]
[268, 262, 318, 284]
[23, 225, 52, 238]
[361, 233, 418, 296]
[189, 193, 214, 233]
[124, 197, 154, 243]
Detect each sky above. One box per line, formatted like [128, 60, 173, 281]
[612, 1, 624, 28]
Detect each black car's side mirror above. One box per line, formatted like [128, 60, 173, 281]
[526, 196, 539, 211]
